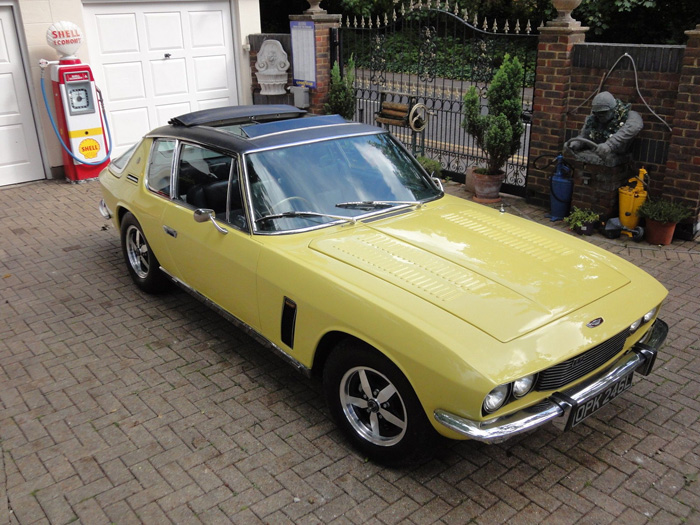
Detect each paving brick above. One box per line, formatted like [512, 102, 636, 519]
[2, 181, 699, 524]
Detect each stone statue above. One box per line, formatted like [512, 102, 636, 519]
[564, 91, 643, 167]
[255, 40, 289, 96]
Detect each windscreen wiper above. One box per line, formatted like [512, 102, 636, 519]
[255, 210, 356, 224]
[335, 200, 422, 210]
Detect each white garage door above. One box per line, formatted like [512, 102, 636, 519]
[0, 7, 45, 187]
[84, 1, 240, 156]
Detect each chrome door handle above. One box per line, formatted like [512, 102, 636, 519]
[163, 225, 177, 238]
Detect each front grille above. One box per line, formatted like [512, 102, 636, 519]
[535, 331, 628, 391]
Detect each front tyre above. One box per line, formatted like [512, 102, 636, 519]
[120, 212, 168, 293]
[323, 340, 438, 464]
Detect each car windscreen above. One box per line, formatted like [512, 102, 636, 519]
[245, 133, 442, 233]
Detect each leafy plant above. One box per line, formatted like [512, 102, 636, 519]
[636, 199, 692, 223]
[461, 54, 524, 175]
[324, 56, 356, 120]
[416, 156, 442, 178]
[564, 207, 600, 229]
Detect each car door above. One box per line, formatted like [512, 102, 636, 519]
[160, 143, 262, 331]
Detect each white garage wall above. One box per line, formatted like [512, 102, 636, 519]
[15, 0, 260, 174]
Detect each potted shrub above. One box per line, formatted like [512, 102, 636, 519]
[564, 207, 600, 235]
[324, 56, 356, 120]
[461, 54, 524, 203]
[416, 155, 442, 178]
[636, 198, 692, 245]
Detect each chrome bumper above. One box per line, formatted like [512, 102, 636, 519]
[434, 319, 668, 444]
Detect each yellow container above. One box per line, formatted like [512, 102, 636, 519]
[619, 168, 648, 230]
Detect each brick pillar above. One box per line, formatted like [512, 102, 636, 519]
[526, 18, 588, 208]
[662, 25, 700, 240]
[289, 12, 341, 115]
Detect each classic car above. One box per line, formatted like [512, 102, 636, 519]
[99, 105, 668, 464]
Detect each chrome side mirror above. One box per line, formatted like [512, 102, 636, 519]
[194, 208, 228, 234]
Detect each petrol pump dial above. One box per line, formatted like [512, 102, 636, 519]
[66, 81, 94, 115]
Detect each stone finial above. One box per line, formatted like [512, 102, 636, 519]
[551, 0, 582, 25]
[255, 40, 289, 96]
[305, 1, 326, 14]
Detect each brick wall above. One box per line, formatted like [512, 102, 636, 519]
[528, 23, 700, 239]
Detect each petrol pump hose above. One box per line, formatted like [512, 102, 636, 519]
[39, 64, 113, 166]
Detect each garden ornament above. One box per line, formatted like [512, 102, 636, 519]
[564, 91, 643, 167]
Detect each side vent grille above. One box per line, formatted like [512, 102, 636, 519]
[281, 297, 297, 349]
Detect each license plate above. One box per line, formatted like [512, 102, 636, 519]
[568, 372, 634, 429]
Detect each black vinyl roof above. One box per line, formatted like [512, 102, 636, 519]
[168, 105, 307, 127]
[147, 105, 384, 156]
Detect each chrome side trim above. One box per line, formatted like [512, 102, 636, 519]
[434, 319, 668, 444]
[98, 199, 112, 220]
[159, 268, 312, 378]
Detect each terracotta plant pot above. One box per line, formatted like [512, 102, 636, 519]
[644, 219, 676, 245]
[470, 168, 504, 204]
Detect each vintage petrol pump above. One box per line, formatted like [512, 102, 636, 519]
[40, 21, 111, 182]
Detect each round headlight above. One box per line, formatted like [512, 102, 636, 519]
[629, 317, 642, 334]
[483, 384, 509, 414]
[512, 375, 536, 398]
[643, 306, 658, 324]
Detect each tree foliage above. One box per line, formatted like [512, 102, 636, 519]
[260, 0, 700, 44]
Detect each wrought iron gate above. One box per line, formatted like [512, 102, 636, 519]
[336, 3, 538, 196]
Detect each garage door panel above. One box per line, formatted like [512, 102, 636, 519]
[197, 98, 229, 111]
[0, 23, 8, 63]
[0, 125, 30, 166]
[151, 58, 188, 96]
[104, 62, 146, 102]
[156, 102, 191, 126]
[189, 11, 226, 48]
[193, 56, 227, 92]
[85, 1, 239, 157]
[0, 73, 20, 116]
[0, 7, 44, 185]
[144, 12, 184, 51]
[95, 14, 140, 54]
[111, 108, 150, 147]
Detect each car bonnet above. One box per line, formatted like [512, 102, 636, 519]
[308, 198, 632, 343]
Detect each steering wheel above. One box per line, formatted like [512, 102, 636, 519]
[272, 196, 313, 210]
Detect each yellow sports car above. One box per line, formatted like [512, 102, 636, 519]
[99, 105, 668, 464]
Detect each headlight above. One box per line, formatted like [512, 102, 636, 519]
[643, 306, 658, 323]
[629, 317, 642, 334]
[512, 374, 536, 398]
[483, 384, 509, 414]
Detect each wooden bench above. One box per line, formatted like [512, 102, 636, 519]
[375, 99, 412, 127]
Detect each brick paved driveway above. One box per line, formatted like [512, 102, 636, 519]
[1, 180, 699, 524]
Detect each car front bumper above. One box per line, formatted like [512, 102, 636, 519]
[434, 318, 668, 444]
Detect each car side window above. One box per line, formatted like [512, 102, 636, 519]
[146, 139, 175, 196]
[175, 144, 247, 230]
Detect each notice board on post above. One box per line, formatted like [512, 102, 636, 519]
[290, 21, 316, 88]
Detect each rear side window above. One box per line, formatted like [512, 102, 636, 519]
[110, 142, 139, 172]
[146, 139, 175, 196]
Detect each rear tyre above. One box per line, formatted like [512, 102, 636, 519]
[323, 340, 438, 465]
[120, 212, 168, 293]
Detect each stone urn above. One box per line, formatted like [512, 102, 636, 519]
[305, 1, 325, 14]
[255, 40, 289, 96]
[551, 0, 582, 23]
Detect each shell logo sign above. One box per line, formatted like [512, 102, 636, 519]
[79, 139, 101, 159]
[46, 21, 83, 58]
